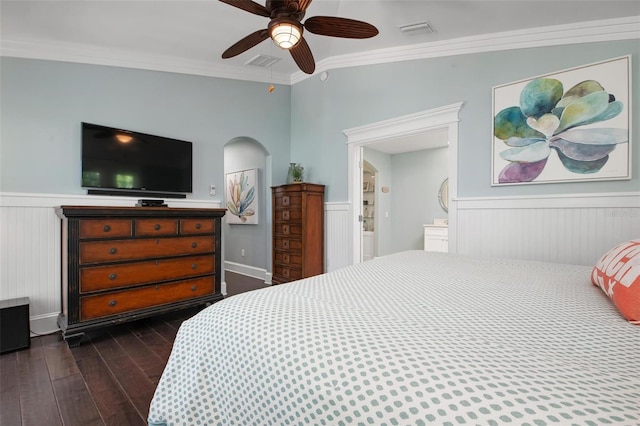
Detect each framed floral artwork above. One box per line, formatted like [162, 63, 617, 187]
[225, 168, 258, 224]
[492, 55, 631, 185]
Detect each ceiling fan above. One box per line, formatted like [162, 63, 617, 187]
[219, 0, 379, 74]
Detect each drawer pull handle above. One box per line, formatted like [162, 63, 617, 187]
[283, 211, 290, 220]
[195, 223, 201, 229]
[283, 196, 290, 206]
[108, 300, 117, 307]
[283, 240, 289, 249]
[108, 273, 117, 281]
[283, 269, 289, 277]
[103, 225, 111, 232]
[191, 242, 198, 248]
[191, 285, 197, 291]
[191, 263, 197, 269]
[154, 224, 161, 230]
[109, 247, 117, 255]
[283, 254, 290, 263]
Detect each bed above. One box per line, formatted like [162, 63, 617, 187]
[148, 250, 640, 425]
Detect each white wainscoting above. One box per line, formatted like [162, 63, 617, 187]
[0, 204, 60, 335]
[325, 202, 352, 272]
[0, 192, 222, 335]
[455, 192, 640, 266]
[3, 192, 637, 334]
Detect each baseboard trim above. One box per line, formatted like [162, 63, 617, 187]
[30, 312, 60, 336]
[224, 261, 269, 284]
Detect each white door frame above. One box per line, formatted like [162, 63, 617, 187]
[344, 102, 463, 264]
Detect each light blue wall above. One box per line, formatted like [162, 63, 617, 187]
[390, 147, 448, 253]
[291, 40, 639, 201]
[4, 43, 636, 201]
[0, 58, 292, 199]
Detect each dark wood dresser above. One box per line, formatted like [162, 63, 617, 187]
[272, 183, 325, 284]
[56, 206, 226, 346]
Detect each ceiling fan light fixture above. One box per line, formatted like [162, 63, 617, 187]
[269, 19, 302, 49]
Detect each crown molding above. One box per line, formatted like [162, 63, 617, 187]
[290, 16, 640, 84]
[2, 16, 638, 86]
[0, 38, 293, 86]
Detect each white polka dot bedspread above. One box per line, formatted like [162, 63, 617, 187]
[148, 251, 640, 425]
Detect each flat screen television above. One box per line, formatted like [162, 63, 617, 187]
[81, 122, 193, 197]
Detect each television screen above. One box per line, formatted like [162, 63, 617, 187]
[81, 122, 193, 195]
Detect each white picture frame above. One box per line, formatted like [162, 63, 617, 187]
[491, 55, 631, 185]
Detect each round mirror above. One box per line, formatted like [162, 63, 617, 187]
[438, 178, 449, 212]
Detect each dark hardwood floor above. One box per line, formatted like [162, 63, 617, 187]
[225, 270, 269, 297]
[0, 272, 265, 426]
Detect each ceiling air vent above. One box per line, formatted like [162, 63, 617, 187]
[398, 21, 436, 36]
[245, 54, 281, 68]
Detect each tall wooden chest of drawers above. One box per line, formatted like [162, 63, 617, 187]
[272, 183, 325, 284]
[56, 206, 226, 346]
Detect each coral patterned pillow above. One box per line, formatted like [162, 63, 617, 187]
[591, 239, 640, 324]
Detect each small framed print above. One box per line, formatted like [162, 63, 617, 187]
[225, 168, 258, 224]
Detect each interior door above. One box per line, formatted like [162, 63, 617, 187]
[358, 148, 365, 262]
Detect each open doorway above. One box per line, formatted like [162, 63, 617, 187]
[364, 142, 448, 257]
[344, 103, 463, 264]
[223, 137, 272, 295]
[362, 161, 377, 261]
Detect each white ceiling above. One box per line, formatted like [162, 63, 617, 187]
[1, 1, 638, 84]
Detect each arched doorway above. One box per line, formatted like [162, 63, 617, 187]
[223, 137, 272, 294]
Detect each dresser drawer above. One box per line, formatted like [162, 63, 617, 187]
[273, 238, 302, 252]
[274, 208, 302, 221]
[80, 276, 215, 320]
[274, 222, 303, 236]
[274, 251, 302, 266]
[80, 255, 214, 292]
[273, 265, 302, 281]
[80, 236, 214, 264]
[79, 219, 132, 239]
[135, 219, 178, 236]
[274, 193, 302, 208]
[424, 226, 448, 237]
[180, 218, 215, 234]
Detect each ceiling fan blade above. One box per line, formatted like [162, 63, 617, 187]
[289, 37, 315, 74]
[222, 29, 270, 58]
[297, 0, 313, 12]
[219, 0, 270, 17]
[304, 16, 378, 39]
